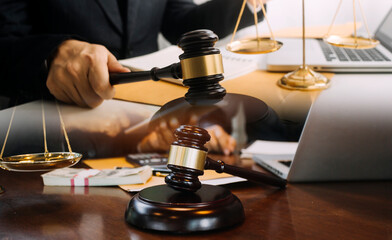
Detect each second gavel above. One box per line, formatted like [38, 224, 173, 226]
[164, 125, 287, 192]
[109, 29, 226, 103]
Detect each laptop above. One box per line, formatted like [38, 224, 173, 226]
[266, 7, 392, 73]
[252, 74, 392, 182]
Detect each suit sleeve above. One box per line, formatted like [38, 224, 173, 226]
[161, 0, 265, 44]
[0, 0, 73, 102]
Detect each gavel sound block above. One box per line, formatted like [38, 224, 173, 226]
[125, 125, 286, 233]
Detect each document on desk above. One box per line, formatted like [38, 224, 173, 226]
[83, 157, 246, 192]
[241, 140, 298, 160]
[119, 46, 259, 84]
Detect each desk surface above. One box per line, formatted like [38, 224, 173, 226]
[114, 70, 333, 124]
[1, 160, 391, 240]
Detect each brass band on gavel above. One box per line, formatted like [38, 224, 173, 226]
[180, 54, 224, 80]
[167, 145, 207, 171]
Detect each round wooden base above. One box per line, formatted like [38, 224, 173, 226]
[125, 184, 244, 233]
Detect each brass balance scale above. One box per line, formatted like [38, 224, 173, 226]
[0, 100, 82, 173]
[226, 0, 283, 54]
[226, 0, 379, 90]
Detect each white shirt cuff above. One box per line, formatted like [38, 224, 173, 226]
[246, 1, 262, 13]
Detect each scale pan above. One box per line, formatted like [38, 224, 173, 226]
[0, 152, 82, 172]
[324, 35, 379, 49]
[226, 38, 283, 54]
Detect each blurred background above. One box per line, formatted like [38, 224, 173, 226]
[159, 0, 392, 48]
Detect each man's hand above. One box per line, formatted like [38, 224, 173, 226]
[137, 118, 236, 156]
[205, 124, 236, 156]
[47, 40, 130, 108]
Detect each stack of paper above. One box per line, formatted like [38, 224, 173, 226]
[41, 166, 152, 186]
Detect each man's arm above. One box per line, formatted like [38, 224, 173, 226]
[0, 0, 129, 107]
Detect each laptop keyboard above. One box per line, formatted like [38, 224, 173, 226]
[318, 40, 391, 62]
[278, 160, 292, 167]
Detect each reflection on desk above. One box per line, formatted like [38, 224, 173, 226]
[0, 100, 159, 159]
[114, 70, 334, 125]
[0, 159, 391, 240]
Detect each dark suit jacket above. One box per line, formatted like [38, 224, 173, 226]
[0, 0, 263, 103]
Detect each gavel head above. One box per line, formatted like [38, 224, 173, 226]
[165, 125, 211, 192]
[177, 30, 226, 105]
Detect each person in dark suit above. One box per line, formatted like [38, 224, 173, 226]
[0, 0, 266, 108]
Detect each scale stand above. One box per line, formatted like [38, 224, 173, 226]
[278, 0, 330, 90]
[279, 66, 330, 90]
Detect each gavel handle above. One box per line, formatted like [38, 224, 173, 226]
[205, 157, 287, 189]
[109, 62, 182, 85]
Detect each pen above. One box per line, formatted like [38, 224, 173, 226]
[153, 171, 169, 177]
[152, 167, 171, 177]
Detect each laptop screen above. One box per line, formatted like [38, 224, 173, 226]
[376, 8, 392, 52]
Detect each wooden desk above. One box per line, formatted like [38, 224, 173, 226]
[1, 161, 391, 240]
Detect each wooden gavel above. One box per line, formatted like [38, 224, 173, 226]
[164, 125, 287, 192]
[109, 29, 226, 104]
